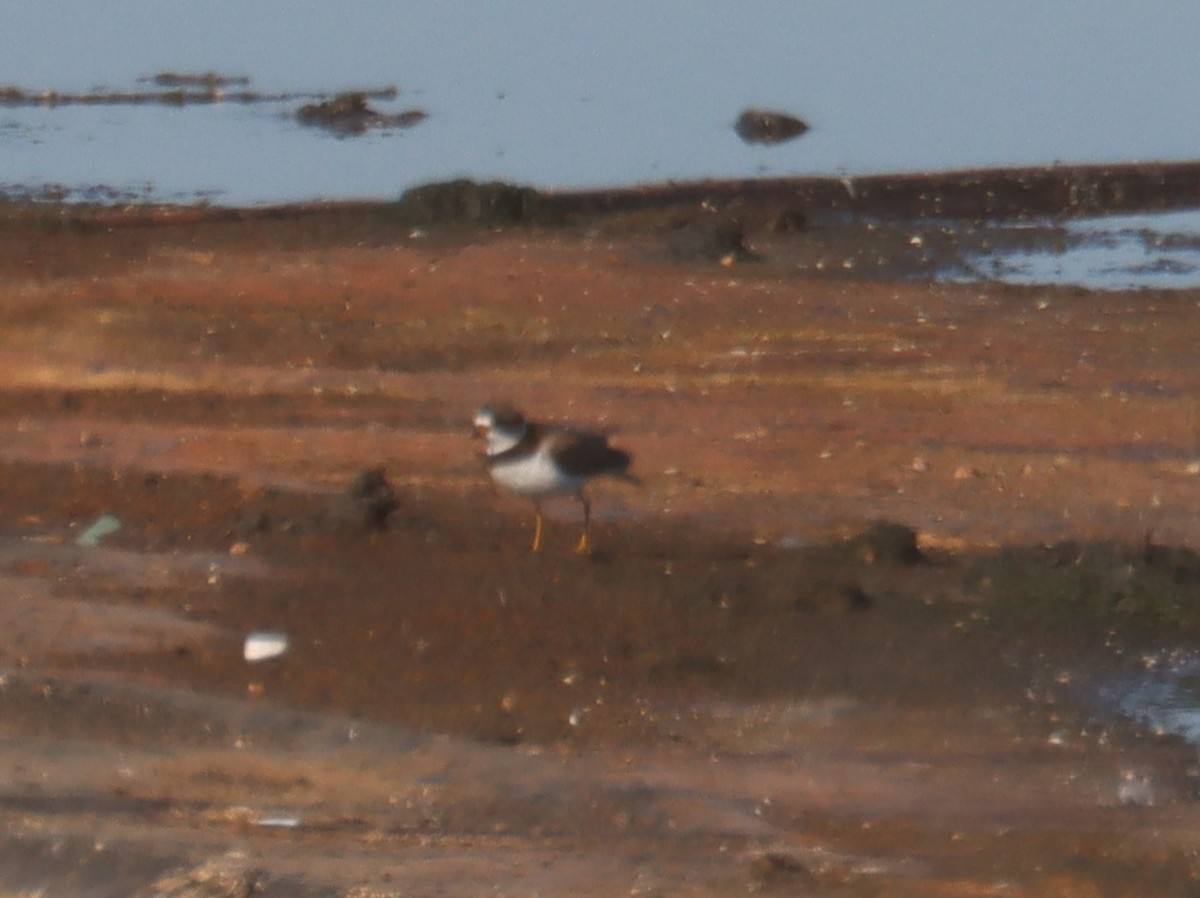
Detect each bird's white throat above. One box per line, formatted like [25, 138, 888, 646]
[483, 426, 523, 457]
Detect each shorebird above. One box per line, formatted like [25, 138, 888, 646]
[473, 403, 635, 553]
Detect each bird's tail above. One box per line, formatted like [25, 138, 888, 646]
[614, 468, 643, 487]
[607, 447, 641, 486]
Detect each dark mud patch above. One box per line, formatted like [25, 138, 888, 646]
[0, 456, 1194, 751]
[966, 538, 1200, 636]
[3, 459, 1200, 895]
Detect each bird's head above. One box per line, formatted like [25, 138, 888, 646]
[474, 403, 527, 455]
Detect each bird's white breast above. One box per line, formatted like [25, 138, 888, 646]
[489, 448, 583, 498]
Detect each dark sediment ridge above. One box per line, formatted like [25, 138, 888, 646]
[546, 159, 1200, 221]
[5, 160, 1199, 227]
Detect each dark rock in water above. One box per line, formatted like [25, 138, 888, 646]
[667, 216, 759, 264]
[298, 92, 370, 133]
[297, 92, 427, 136]
[735, 108, 810, 145]
[846, 520, 924, 565]
[393, 179, 548, 226]
[323, 467, 398, 531]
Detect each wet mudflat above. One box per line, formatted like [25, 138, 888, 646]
[2, 198, 1200, 895]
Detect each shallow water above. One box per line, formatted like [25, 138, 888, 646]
[1101, 649, 1200, 749]
[3, 3, 1200, 205]
[960, 210, 1200, 291]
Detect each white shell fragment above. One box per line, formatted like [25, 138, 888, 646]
[254, 815, 303, 828]
[243, 631, 289, 663]
[75, 513, 122, 547]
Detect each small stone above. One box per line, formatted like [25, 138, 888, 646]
[322, 467, 398, 531]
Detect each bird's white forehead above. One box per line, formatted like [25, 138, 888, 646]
[473, 407, 494, 429]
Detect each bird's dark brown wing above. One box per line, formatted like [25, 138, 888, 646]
[550, 429, 632, 478]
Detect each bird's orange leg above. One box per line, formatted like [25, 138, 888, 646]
[573, 493, 592, 555]
[531, 502, 544, 553]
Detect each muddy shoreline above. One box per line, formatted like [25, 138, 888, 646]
[2, 180, 1200, 895]
[5, 157, 1200, 220]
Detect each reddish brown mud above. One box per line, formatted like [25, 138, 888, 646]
[1, 197, 1199, 896]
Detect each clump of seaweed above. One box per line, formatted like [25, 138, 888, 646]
[296, 92, 427, 136]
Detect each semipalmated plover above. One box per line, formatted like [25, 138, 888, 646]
[474, 403, 635, 553]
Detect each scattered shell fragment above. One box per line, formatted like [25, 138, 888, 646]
[75, 513, 122, 547]
[243, 631, 289, 663]
[255, 815, 303, 828]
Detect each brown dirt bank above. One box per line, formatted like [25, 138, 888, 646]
[1, 194, 1200, 895]
[550, 159, 1200, 221]
[8, 158, 1199, 221]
